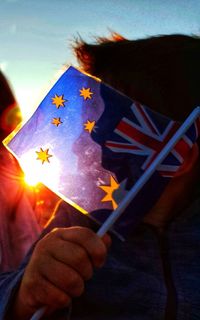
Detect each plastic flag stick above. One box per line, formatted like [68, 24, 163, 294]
[30, 306, 46, 320]
[30, 106, 200, 320]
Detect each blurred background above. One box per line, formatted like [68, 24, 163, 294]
[1, 0, 200, 119]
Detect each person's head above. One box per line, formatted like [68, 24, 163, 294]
[74, 32, 200, 122]
[74, 32, 200, 167]
[0, 70, 22, 139]
[74, 32, 200, 210]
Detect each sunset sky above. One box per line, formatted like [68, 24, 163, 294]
[1, 0, 200, 118]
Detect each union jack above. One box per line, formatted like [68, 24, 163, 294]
[106, 102, 200, 178]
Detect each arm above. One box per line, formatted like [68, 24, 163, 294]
[0, 268, 25, 319]
[0, 202, 110, 320]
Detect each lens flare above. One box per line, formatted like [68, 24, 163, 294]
[20, 149, 61, 190]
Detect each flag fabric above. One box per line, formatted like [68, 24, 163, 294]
[4, 66, 200, 237]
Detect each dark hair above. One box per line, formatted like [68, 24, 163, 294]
[0, 70, 16, 113]
[74, 33, 200, 122]
[0, 70, 22, 138]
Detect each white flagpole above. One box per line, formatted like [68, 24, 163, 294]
[31, 106, 200, 320]
[30, 307, 46, 320]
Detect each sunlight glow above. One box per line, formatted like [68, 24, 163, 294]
[20, 148, 61, 190]
[24, 171, 39, 187]
[16, 68, 68, 120]
[17, 88, 39, 120]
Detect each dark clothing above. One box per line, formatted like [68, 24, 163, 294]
[0, 193, 200, 319]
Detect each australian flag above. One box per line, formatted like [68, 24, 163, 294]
[4, 66, 200, 237]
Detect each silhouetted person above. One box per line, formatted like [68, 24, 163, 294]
[1, 33, 200, 320]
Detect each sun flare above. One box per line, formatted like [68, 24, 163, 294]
[20, 149, 61, 190]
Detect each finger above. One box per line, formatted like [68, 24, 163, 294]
[21, 274, 71, 313]
[39, 257, 85, 297]
[101, 233, 112, 250]
[54, 227, 108, 268]
[48, 238, 93, 280]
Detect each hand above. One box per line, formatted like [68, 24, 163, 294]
[11, 227, 111, 319]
